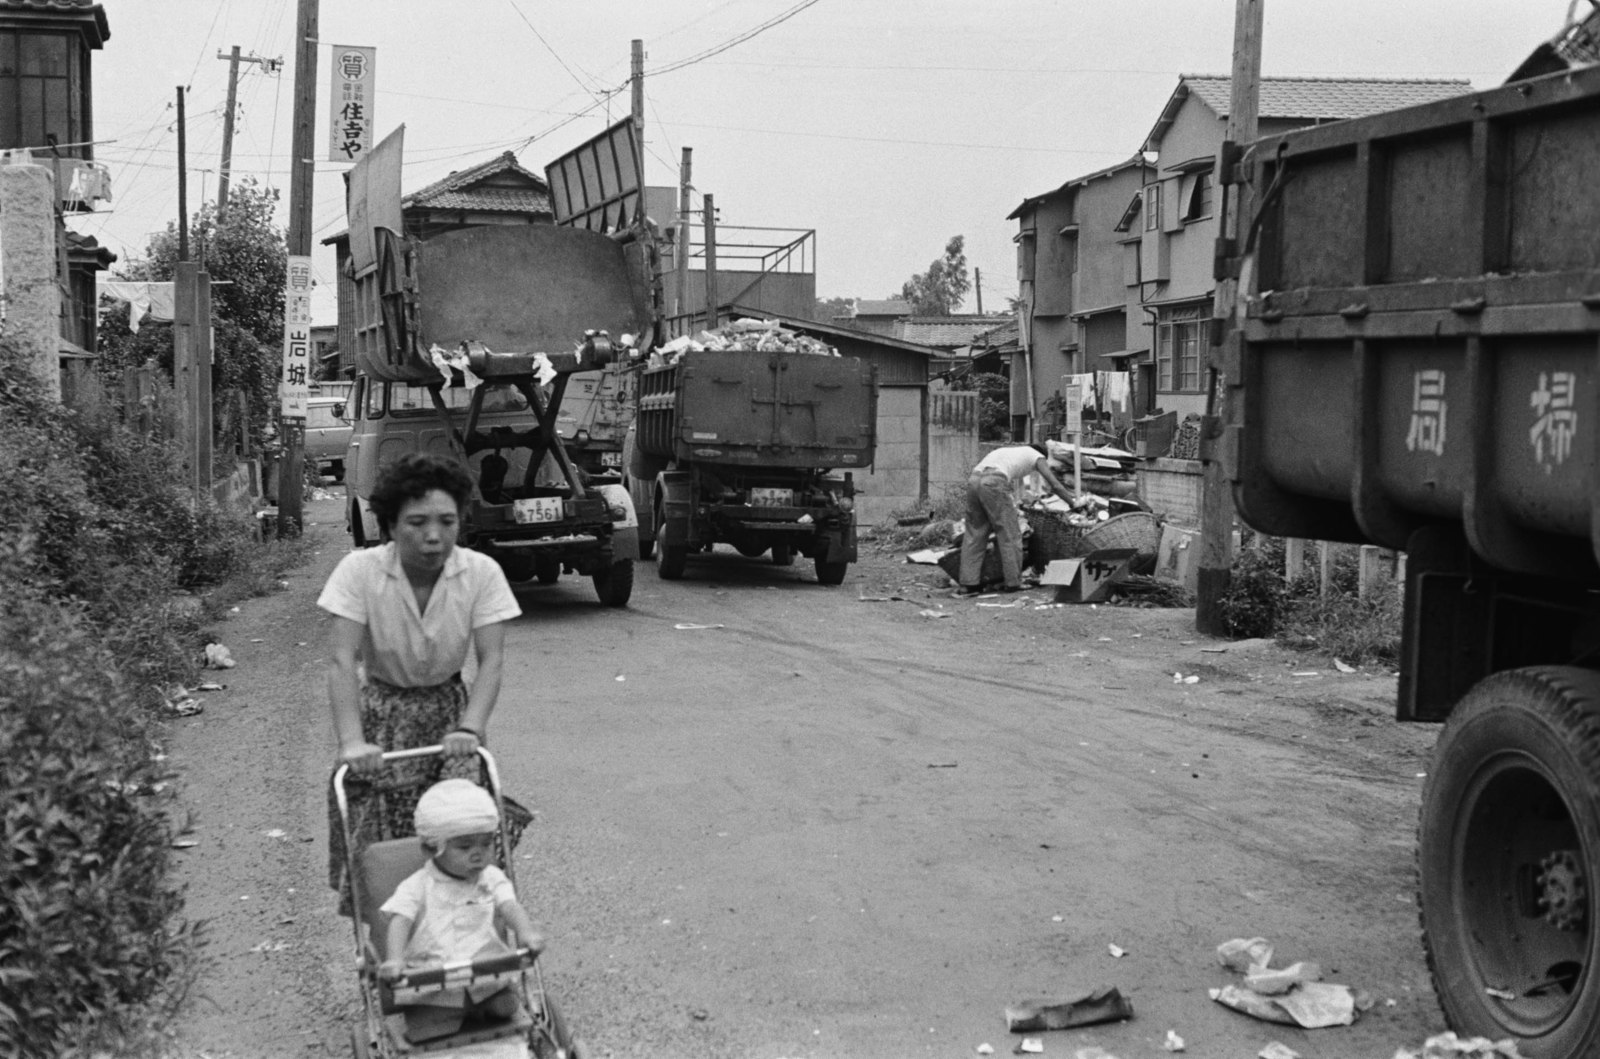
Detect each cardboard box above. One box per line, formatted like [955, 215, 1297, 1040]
[1039, 547, 1138, 603]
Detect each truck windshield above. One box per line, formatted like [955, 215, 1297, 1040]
[387, 383, 530, 417]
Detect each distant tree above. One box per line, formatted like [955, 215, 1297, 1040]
[899, 235, 970, 315]
[813, 295, 854, 325]
[98, 177, 288, 454]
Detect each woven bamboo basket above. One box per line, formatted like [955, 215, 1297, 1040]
[1080, 511, 1162, 559]
[1024, 509, 1089, 570]
[937, 545, 1005, 585]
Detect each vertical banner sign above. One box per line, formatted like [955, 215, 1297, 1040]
[328, 45, 375, 161]
[1062, 381, 1083, 436]
[280, 255, 313, 418]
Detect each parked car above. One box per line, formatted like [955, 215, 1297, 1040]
[304, 394, 352, 479]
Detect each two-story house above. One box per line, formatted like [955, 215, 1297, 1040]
[0, 0, 113, 378]
[1009, 155, 1152, 442]
[1135, 75, 1470, 419]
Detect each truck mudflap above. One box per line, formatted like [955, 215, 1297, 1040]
[815, 519, 857, 564]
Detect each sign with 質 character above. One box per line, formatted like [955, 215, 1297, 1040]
[328, 45, 375, 162]
[280, 255, 313, 418]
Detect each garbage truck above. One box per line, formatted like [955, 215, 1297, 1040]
[1222, 54, 1600, 1058]
[341, 220, 650, 607]
[624, 322, 877, 585]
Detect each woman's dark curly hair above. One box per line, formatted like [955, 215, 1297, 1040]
[369, 452, 475, 533]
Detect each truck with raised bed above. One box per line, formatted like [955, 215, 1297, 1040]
[339, 126, 658, 607]
[1222, 45, 1600, 1057]
[624, 331, 876, 586]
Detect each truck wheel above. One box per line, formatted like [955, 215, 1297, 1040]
[1418, 666, 1600, 1059]
[592, 559, 633, 607]
[638, 537, 655, 561]
[497, 555, 536, 583]
[735, 541, 766, 558]
[655, 508, 687, 580]
[536, 559, 561, 586]
[814, 559, 849, 585]
[770, 544, 794, 566]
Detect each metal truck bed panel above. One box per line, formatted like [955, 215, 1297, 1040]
[354, 224, 647, 383]
[1232, 65, 1600, 579]
[637, 350, 876, 467]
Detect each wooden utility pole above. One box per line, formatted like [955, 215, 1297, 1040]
[631, 39, 647, 224]
[703, 193, 719, 329]
[277, 0, 317, 537]
[216, 49, 282, 223]
[1195, 0, 1263, 634]
[217, 46, 240, 221]
[176, 86, 188, 261]
[676, 147, 692, 317]
[974, 266, 984, 315]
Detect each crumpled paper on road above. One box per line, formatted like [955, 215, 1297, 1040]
[1211, 981, 1360, 1028]
[1391, 1032, 1524, 1059]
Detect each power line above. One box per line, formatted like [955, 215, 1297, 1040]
[647, 0, 823, 78]
[505, 0, 606, 102]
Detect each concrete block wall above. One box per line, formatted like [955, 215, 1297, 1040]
[0, 163, 61, 400]
[1136, 457, 1203, 527]
[858, 385, 923, 525]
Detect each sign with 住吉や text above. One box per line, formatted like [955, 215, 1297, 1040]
[280, 255, 313, 418]
[328, 45, 375, 162]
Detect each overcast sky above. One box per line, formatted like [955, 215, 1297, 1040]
[76, 1, 1571, 325]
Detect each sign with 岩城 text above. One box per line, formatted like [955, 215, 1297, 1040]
[328, 45, 375, 162]
[280, 255, 313, 418]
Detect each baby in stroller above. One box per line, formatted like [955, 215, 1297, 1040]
[380, 778, 546, 1044]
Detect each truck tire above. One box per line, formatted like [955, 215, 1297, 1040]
[735, 541, 766, 558]
[591, 559, 633, 607]
[1418, 666, 1600, 1059]
[655, 507, 687, 581]
[497, 555, 536, 583]
[536, 559, 561, 586]
[814, 559, 849, 585]
[770, 544, 794, 566]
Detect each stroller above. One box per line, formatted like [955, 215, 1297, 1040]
[333, 745, 579, 1058]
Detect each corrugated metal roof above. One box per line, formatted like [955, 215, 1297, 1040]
[404, 151, 551, 215]
[0, 0, 108, 44]
[1144, 75, 1471, 152]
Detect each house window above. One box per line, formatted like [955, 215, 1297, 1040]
[1184, 171, 1213, 221]
[1143, 184, 1162, 232]
[0, 31, 85, 156]
[1155, 306, 1206, 393]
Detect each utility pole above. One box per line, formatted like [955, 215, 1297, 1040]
[703, 193, 719, 329]
[176, 86, 188, 261]
[277, 0, 317, 537]
[215, 49, 282, 223]
[975, 266, 984, 315]
[631, 39, 647, 225]
[1195, 0, 1263, 634]
[676, 147, 692, 318]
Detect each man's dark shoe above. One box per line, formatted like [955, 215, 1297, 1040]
[999, 584, 1024, 593]
[953, 585, 982, 597]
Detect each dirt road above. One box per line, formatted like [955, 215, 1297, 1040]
[168, 494, 1444, 1059]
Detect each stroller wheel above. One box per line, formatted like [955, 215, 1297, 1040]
[531, 994, 576, 1059]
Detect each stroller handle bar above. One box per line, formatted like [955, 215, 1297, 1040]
[331, 744, 505, 813]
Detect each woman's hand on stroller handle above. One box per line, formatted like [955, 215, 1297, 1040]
[339, 739, 386, 774]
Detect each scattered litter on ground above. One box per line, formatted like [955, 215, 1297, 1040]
[247, 940, 288, 953]
[978, 601, 1025, 609]
[1391, 1032, 1524, 1059]
[906, 549, 945, 565]
[194, 681, 226, 691]
[977, 1045, 994, 1056]
[1173, 673, 1200, 684]
[928, 762, 958, 769]
[1107, 943, 1126, 958]
[167, 697, 203, 717]
[1334, 658, 1357, 673]
[673, 623, 726, 630]
[1259, 1043, 1300, 1059]
[1211, 936, 1368, 1029]
[919, 609, 952, 619]
[1005, 985, 1134, 1032]
[263, 829, 287, 840]
[1014, 1039, 1043, 1054]
[1073, 1047, 1120, 1059]
[857, 595, 914, 603]
[1291, 671, 1320, 677]
[171, 839, 198, 849]
[203, 642, 236, 669]
[1163, 1028, 1185, 1051]
[615, 675, 626, 682]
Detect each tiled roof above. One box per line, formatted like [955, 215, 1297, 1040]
[0, 0, 108, 45]
[854, 298, 910, 317]
[896, 315, 1014, 349]
[1145, 75, 1471, 151]
[1009, 155, 1151, 220]
[403, 151, 551, 215]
